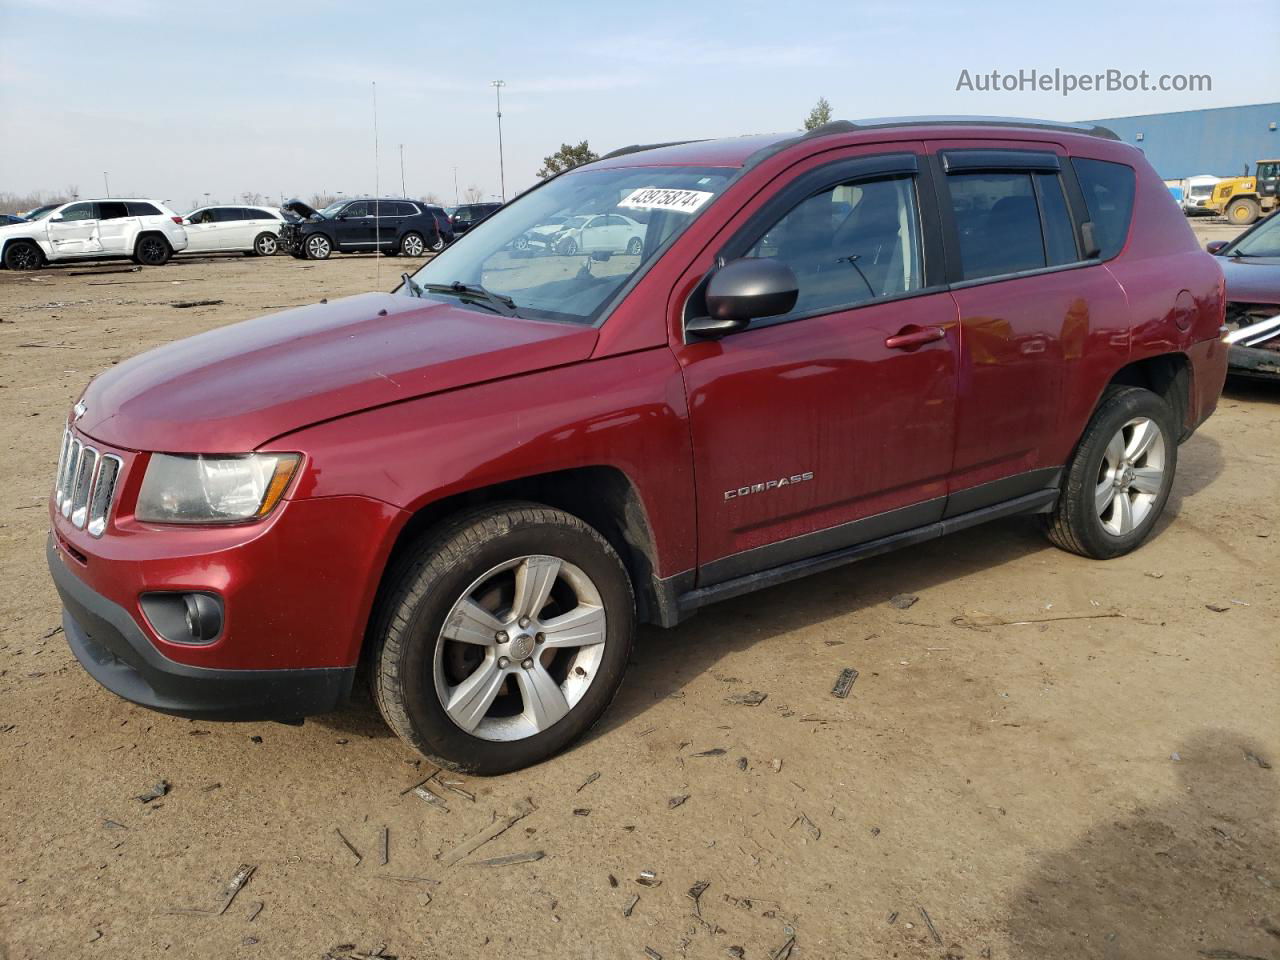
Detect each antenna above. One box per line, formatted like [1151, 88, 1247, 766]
[373, 81, 381, 284]
[492, 80, 506, 202]
[399, 144, 406, 197]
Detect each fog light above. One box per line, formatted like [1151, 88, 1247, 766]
[141, 592, 224, 645]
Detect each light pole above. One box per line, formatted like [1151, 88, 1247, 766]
[399, 144, 406, 197]
[452, 166, 459, 207]
[103, 172, 110, 198]
[491, 80, 506, 202]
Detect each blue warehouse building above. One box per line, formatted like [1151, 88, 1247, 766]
[1084, 102, 1280, 180]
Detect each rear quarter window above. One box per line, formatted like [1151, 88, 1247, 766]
[1071, 158, 1136, 260]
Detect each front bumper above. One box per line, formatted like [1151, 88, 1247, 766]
[49, 536, 354, 720]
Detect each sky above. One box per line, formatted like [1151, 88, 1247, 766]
[1, 0, 1276, 211]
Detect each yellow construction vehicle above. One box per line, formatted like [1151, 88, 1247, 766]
[1207, 160, 1279, 225]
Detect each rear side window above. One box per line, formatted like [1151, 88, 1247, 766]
[126, 201, 161, 217]
[98, 201, 130, 220]
[947, 173, 1046, 280]
[213, 208, 243, 222]
[1034, 173, 1078, 266]
[1071, 158, 1136, 260]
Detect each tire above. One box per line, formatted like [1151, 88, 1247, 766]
[400, 232, 426, 257]
[559, 237, 578, 256]
[3, 240, 43, 271]
[1226, 198, 1260, 226]
[252, 232, 278, 257]
[428, 233, 446, 253]
[370, 502, 635, 775]
[305, 234, 332, 260]
[626, 236, 643, 255]
[133, 234, 171, 266]
[1042, 386, 1178, 560]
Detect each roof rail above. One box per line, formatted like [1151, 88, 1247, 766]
[812, 115, 1121, 141]
[600, 139, 703, 160]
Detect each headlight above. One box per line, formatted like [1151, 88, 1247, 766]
[136, 453, 300, 524]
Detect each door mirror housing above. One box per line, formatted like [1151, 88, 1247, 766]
[687, 258, 799, 337]
[1205, 240, 1229, 255]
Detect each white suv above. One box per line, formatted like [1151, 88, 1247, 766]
[0, 199, 189, 270]
[181, 205, 285, 256]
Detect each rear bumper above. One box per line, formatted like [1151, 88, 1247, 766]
[1228, 343, 1280, 380]
[49, 536, 354, 721]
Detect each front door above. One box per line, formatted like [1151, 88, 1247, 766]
[673, 149, 959, 585]
[45, 202, 100, 255]
[335, 201, 371, 248]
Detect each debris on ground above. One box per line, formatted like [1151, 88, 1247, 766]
[436, 780, 475, 802]
[889, 593, 919, 609]
[440, 801, 533, 866]
[1244, 749, 1272, 769]
[728, 947, 745, 958]
[725, 690, 767, 706]
[644, 947, 663, 960]
[170, 863, 256, 916]
[170, 299, 224, 309]
[771, 758, 783, 773]
[693, 747, 727, 757]
[576, 771, 601, 792]
[246, 900, 263, 922]
[623, 894, 640, 917]
[334, 828, 362, 865]
[669, 794, 690, 809]
[472, 850, 544, 867]
[737, 757, 749, 771]
[1206, 602, 1232, 613]
[770, 935, 797, 960]
[136, 780, 169, 803]
[831, 667, 859, 698]
[412, 784, 449, 813]
[379, 826, 389, 866]
[572, 808, 590, 816]
[688, 881, 711, 916]
[790, 813, 820, 841]
[636, 870, 661, 887]
[919, 906, 943, 945]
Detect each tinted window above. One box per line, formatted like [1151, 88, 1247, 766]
[97, 201, 130, 220]
[453, 206, 475, 222]
[126, 201, 161, 217]
[947, 172, 1045, 280]
[212, 207, 243, 222]
[1035, 173, 1078, 266]
[1072, 158, 1136, 260]
[343, 201, 368, 218]
[744, 175, 923, 316]
[58, 202, 96, 222]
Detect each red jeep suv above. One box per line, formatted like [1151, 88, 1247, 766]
[48, 118, 1227, 773]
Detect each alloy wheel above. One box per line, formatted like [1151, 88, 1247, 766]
[434, 555, 607, 742]
[1095, 416, 1166, 536]
[307, 236, 330, 259]
[256, 234, 278, 256]
[402, 234, 425, 257]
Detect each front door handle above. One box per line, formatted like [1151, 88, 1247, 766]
[884, 325, 946, 350]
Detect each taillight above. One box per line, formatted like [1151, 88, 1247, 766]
[171, 216, 183, 225]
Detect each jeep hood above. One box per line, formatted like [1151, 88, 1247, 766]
[76, 293, 598, 452]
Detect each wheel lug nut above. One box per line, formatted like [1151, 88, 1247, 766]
[498, 656, 510, 668]
[496, 631, 508, 643]
[535, 633, 545, 644]
[518, 616, 531, 628]
[521, 659, 533, 670]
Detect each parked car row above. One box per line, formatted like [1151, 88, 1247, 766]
[0, 195, 504, 270]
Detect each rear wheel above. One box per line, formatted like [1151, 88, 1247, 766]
[305, 234, 332, 260]
[133, 234, 172, 266]
[3, 240, 43, 271]
[400, 232, 426, 257]
[626, 236, 643, 255]
[252, 232, 278, 256]
[370, 503, 635, 774]
[428, 233, 446, 253]
[1042, 386, 1177, 559]
[1226, 197, 1260, 226]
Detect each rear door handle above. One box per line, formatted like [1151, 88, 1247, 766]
[884, 325, 946, 350]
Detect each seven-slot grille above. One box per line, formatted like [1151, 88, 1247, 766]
[53, 427, 122, 537]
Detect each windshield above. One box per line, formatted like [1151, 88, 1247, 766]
[1228, 213, 1280, 258]
[25, 204, 58, 220]
[318, 201, 346, 219]
[404, 165, 734, 324]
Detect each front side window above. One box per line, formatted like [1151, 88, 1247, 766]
[342, 201, 368, 218]
[742, 175, 923, 316]
[1071, 158, 1136, 260]
[406, 164, 733, 324]
[1227, 211, 1280, 257]
[58, 202, 96, 222]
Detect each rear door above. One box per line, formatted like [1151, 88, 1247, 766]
[927, 140, 1129, 510]
[94, 201, 136, 253]
[673, 145, 960, 584]
[45, 202, 100, 255]
[372, 201, 404, 248]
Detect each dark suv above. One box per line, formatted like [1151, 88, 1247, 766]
[450, 201, 502, 236]
[48, 118, 1227, 775]
[279, 198, 446, 260]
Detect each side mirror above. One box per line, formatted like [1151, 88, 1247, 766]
[1206, 240, 1228, 255]
[50, 217, 65, 223]
[687, 258, 799, 337]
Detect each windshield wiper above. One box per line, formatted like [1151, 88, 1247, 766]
[420, 281, 518, 316]
[400, 272, 424, 298]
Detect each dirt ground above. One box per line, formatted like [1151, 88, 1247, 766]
[1, 224, 1277, 960]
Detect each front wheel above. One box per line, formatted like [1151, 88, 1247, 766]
[558, 237, 578, 256]
[1226, 198, 1260, 226]
[305, 234, 332, 260]
[626, 236, 643, 255]
[370, 503, 635, 775]
[1042, 386, 1177, 559]
[3, 240, 43, 271]
[252, 232, 278, 256]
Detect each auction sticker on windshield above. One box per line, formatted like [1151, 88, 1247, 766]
[618, 187, 714, 213]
